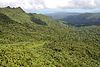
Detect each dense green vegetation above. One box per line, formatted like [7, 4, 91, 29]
[0, 7, 100, 67]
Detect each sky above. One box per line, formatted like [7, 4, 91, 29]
[0, 0, 100, 14]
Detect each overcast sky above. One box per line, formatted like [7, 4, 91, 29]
[0, 0, 100, 13]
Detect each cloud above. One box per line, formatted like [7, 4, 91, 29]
[0, 0, 45, 9]
[44, 0, 100, 9]
[0, 0, 100, 12]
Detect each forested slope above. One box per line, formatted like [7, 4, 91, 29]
[0, 7, 100, 67]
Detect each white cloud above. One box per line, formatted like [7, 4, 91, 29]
[0, 0, 45, 9]
[0, 0, 100, 12]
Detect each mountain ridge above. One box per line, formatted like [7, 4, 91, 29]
[62, 13, 100, 26]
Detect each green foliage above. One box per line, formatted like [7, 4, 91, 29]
[0, 7, 100, 67]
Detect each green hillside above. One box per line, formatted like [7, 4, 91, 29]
[0, 7, 100, 67]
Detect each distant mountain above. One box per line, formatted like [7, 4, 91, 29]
[62, 13, 100, 26]
[46, 12, 81, 19]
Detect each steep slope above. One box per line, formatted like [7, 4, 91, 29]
[0, 7, 100, 67]
[62, 13, 100, 26]
[0, 7, 32, 24]
[0, 7, 34, 44]
[0, 7, 67, 44]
